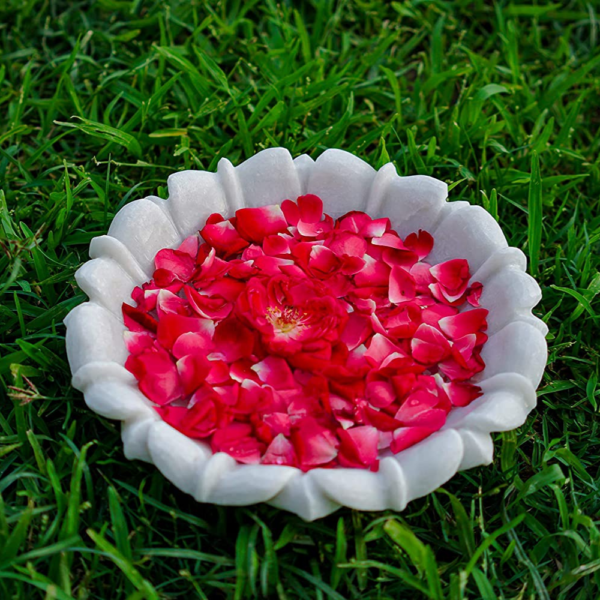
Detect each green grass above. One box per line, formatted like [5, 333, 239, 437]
[1, 0, 599, 597]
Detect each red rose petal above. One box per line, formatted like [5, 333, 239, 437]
[122, 303, 158, 334]
[124, 330, 155, 355]
[443, 381, 483, 407]
[263, 234, 292, 256]
[430, 259, 470, 294]
[263, 412, 292, 436]
[211, 423, 265, 464]
[156, 289, 188, 317]
[154, 248, 196, 283]
[291, 417, 339, 470]
[391, 427, 436, 453]
[297, 194, 324, 224]
[354, 255, 391, 287]
[467, 282, 483, 306]
[395, 390, 447, 428]
[177, 353, 211, 396]
[251, 356, 296, 389]
[157, 313, 215, 350]
[212, 317, 254, 363]
[128, 347, 182, 405]
[201, 219, 250, 257]
[328, 231, 368, 258]
[389, 266, 417, 304]
[172, 331, 214, 360]
[364, 334, 406, 367]
[185, 285, 232, 320]
[360, 217, 390, 238]
[438, 308, 489, 339]
[366, 380, 396, 408]
[281, 199, 300, 226]
[235, 205, 288, 243]
[261, 433, 297, 466]
[177, 234, 200, 258]
[363, 405, 403, 432]
[411, 323, 452, 365]
[404, 230, 434, 260]
[338, 425, 379, 469]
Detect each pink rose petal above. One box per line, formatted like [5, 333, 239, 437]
[291, 417, 339, 470]
[235, 205, 288, 243]
[261, 434, 297, 466]
[297, 194, 323, 224]
[438, 308, 489, 339]
[201, 219, 249, 257]
[338, 425, 379, 469]
[411, 323, 452, 365]
[404, 230, 434, 260]
[389, 266, 417, 304]
[391, 427, 436, 453]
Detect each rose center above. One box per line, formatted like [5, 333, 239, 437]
[265, 305, 305, 333]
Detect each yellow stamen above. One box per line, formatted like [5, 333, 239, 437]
[266, 305, 305, 333]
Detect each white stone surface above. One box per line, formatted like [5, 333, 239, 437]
[65, 147, 548, 520]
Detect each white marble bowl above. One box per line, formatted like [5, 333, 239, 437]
[64, 148, 548, 520]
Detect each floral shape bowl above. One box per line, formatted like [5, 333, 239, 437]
[64, 148, 548, 521]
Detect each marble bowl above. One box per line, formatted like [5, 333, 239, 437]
[64, 148, 548, 520]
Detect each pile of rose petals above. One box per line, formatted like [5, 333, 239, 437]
[123, 195, 488, 471]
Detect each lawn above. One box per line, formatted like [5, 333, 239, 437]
[1, 0, 599, 598]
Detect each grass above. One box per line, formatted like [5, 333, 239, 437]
[1, 0, 599, 597]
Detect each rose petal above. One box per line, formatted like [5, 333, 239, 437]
[389, 266, 416, 304]
[177, 234, 200, 258]
[185, 285, 233, 320]
[438, 308, 489, 339]
[128, 347, 182, 405]
[263, 412, 292, 436]
[263, 234, 292, 256]
[177, 353, 211, 395]
[154, 248, 196, 283]
[211, 423, 264, 464]
[430, 259, 470, 293]
[362, 405, 403, 432]
[122, 303, 158, 334]
[340, 312, 372, 351]
[411, 323, 452, 365]
[360, 217, 390, 238]
[443, 381, 483, 407]
[201, 219, 250, 257]
[124, 330, 155, 356]
[404, 230, 434, 260]
[261, 433, 297, 466]
[291, 417, 339, 469]
[467, 282, 483, 306]
[328, 231, 368, 258]
[156, 289, 188, 317]
[281, 199, 300, 226]
[235, 205, 289, 243]
[391, 427, 437, 453]
[366, 380, 396, 408]
[157, 313, 215, 350]
[172, 331, 215, 360]
[395, 389, 447, 428]
[338, 425, 379, 469]
[251, 356, 296, 389]
[211, 318, 254, 363]
[297, 194, 323, 224]
[354, 255, 391, 287]
[365, 334, 407, 367]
